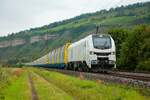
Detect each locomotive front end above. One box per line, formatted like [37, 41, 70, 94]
[88, 34, 116, 71]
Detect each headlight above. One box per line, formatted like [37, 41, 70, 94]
[90, 51, 94, 55]
[111, 52, 115, 55]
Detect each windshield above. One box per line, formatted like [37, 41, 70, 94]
[93, 35, 111, 49]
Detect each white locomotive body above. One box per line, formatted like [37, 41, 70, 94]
[26, 34, 116, 72]
[68, 34, 116, 71]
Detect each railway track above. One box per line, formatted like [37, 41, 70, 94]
[44, 68, 150, 89]
[107, 71, 150, 82]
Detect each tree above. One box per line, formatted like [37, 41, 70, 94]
[108, 28, 128, 66]
[119, 25, 150, 71]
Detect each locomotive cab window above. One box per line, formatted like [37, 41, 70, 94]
[92, 35, 111, 49]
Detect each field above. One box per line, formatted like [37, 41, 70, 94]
[0, 67, 150, 100]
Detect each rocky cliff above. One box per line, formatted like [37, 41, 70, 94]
[0, 34, 59, 48]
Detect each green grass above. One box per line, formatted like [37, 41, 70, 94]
[30, 71, 73, 100]
[0, 68, 9, 88]
[100, 16, 136, 25]
[49, 16, 136, 32]
[3, 68, 31, 100]
[47, 16, 133, 32]
[33, 68, 149, 100]
[0, 68, 150, 100]
[0, 67, 10, 99]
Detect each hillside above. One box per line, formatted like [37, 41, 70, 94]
[0, 2, 150, 67]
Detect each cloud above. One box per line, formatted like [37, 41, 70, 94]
[0, 0, 149, 36]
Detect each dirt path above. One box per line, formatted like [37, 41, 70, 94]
[31, 71, 73, 100]
[28, 73, 39, 100]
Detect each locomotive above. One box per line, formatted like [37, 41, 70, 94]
[26, 34, 116, 72]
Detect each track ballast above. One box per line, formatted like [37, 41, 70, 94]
[44, 68, 150, 89]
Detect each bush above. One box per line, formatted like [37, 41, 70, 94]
[108, 28, 129, 68]
[136, 59, 150, 71]
[118, 25, 150, 71]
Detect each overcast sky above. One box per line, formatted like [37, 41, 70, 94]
[0, 0, 149, 37]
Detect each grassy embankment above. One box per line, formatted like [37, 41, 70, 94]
[0, 67, 150, 100]
[33, 68, 150, 100]
[30, 71, 73, 100]
[0, 68, 31, 100]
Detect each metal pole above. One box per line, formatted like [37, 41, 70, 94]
[96, 24, 99, 34]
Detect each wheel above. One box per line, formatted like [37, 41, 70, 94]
[82, 61, 89, 72]
[73, 62, 78, 71]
